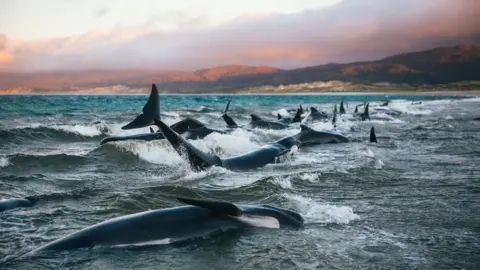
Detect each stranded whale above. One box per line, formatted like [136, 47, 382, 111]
[154, 118, 299, 171]
[25, 197, 303, 254]
[100, 84, 227, 144]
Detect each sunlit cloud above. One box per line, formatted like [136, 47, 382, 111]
[0, 0, 479, 72]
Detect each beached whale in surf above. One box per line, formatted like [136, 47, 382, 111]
[352, 103, 370, 121]
[154, 118, 299, 171]
[372, 107, 402, 116]
[0, 197, 38, 212]
[220, 99, 290, 130]
[302, 107, 329, 123]
[100, 84, 227, 144]
[100, 117, 223, 144]
[23, 197, 303, 254]
[293, 125, 350, 146]
[354, 102, 401, 118]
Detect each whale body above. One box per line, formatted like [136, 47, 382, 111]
[27, 197, 304, 253]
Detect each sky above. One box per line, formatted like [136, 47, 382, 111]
[0, 0, 479, 72]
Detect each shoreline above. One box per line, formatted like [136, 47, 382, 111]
[1, 90, 480, 96]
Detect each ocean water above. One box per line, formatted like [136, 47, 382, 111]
[0, 94, 479, 269]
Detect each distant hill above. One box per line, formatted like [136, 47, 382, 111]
[1, 44, 479, 94]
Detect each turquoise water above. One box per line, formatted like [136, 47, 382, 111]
[1, 94, 479, 269]
[0, 94, 463, 117]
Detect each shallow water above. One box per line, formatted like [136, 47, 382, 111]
[1, 94, 479, 269]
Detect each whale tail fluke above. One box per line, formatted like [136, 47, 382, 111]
[370, 127, 377, 143]
[122, 84, 160, 130]
[154, 119, 221, 171]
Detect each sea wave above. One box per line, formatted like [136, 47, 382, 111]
[284, 193, 360, 224]
[0, 124, 108, 142]
[6, 153, 89, 168]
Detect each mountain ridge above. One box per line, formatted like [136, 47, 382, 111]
[1, 44, 479, 93]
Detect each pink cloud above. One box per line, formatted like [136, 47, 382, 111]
[1, 0, 479, 72]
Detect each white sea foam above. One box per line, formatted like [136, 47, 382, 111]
[299, 173, 320, 183]
[176, 166, 230, 183]
[0, 156, 10, 168]
[284, 194, 360, 224]
[271, 108, 291, 118]
[269, 177, 293, 189]
[113, 141, 183, 165]
[11, 122, 106, 137]
[190, 130, 260, 156]
[51, 124, 103, 137]
[362, 146, 384, 169]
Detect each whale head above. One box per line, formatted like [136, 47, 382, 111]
[241, 205, 304, 229]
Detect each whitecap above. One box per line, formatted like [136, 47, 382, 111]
[0, 156, 10, 168]
[269, 176, 293, 189]
[283, 194, 360, 224]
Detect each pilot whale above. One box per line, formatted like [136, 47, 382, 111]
[303, 107, 329, 123]
[293, 125, 350, 146]
[0, 197, 38, 212]
[220, 99, 290, 130]
[24, 197, 303, 254]
[100, 117, 214, 145]
[100, 84, 228, 144]
[154, 118, 299, 171]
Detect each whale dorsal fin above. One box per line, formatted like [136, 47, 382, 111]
[362, 103, 370, 121]
[310, 107, 318, 113]
[150, 127, 154, 133]
[277, 113, 282, 120]
[300, 124, 313, 132]
[340, 101, 346, 114]
[177, 197, 243, 216]
[370, 127, 377, 143]
[250, 114, 263, 121]
[222, 113, 239, 128]
[121, 84, 160, 130]
[292, 109, 302, 123]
